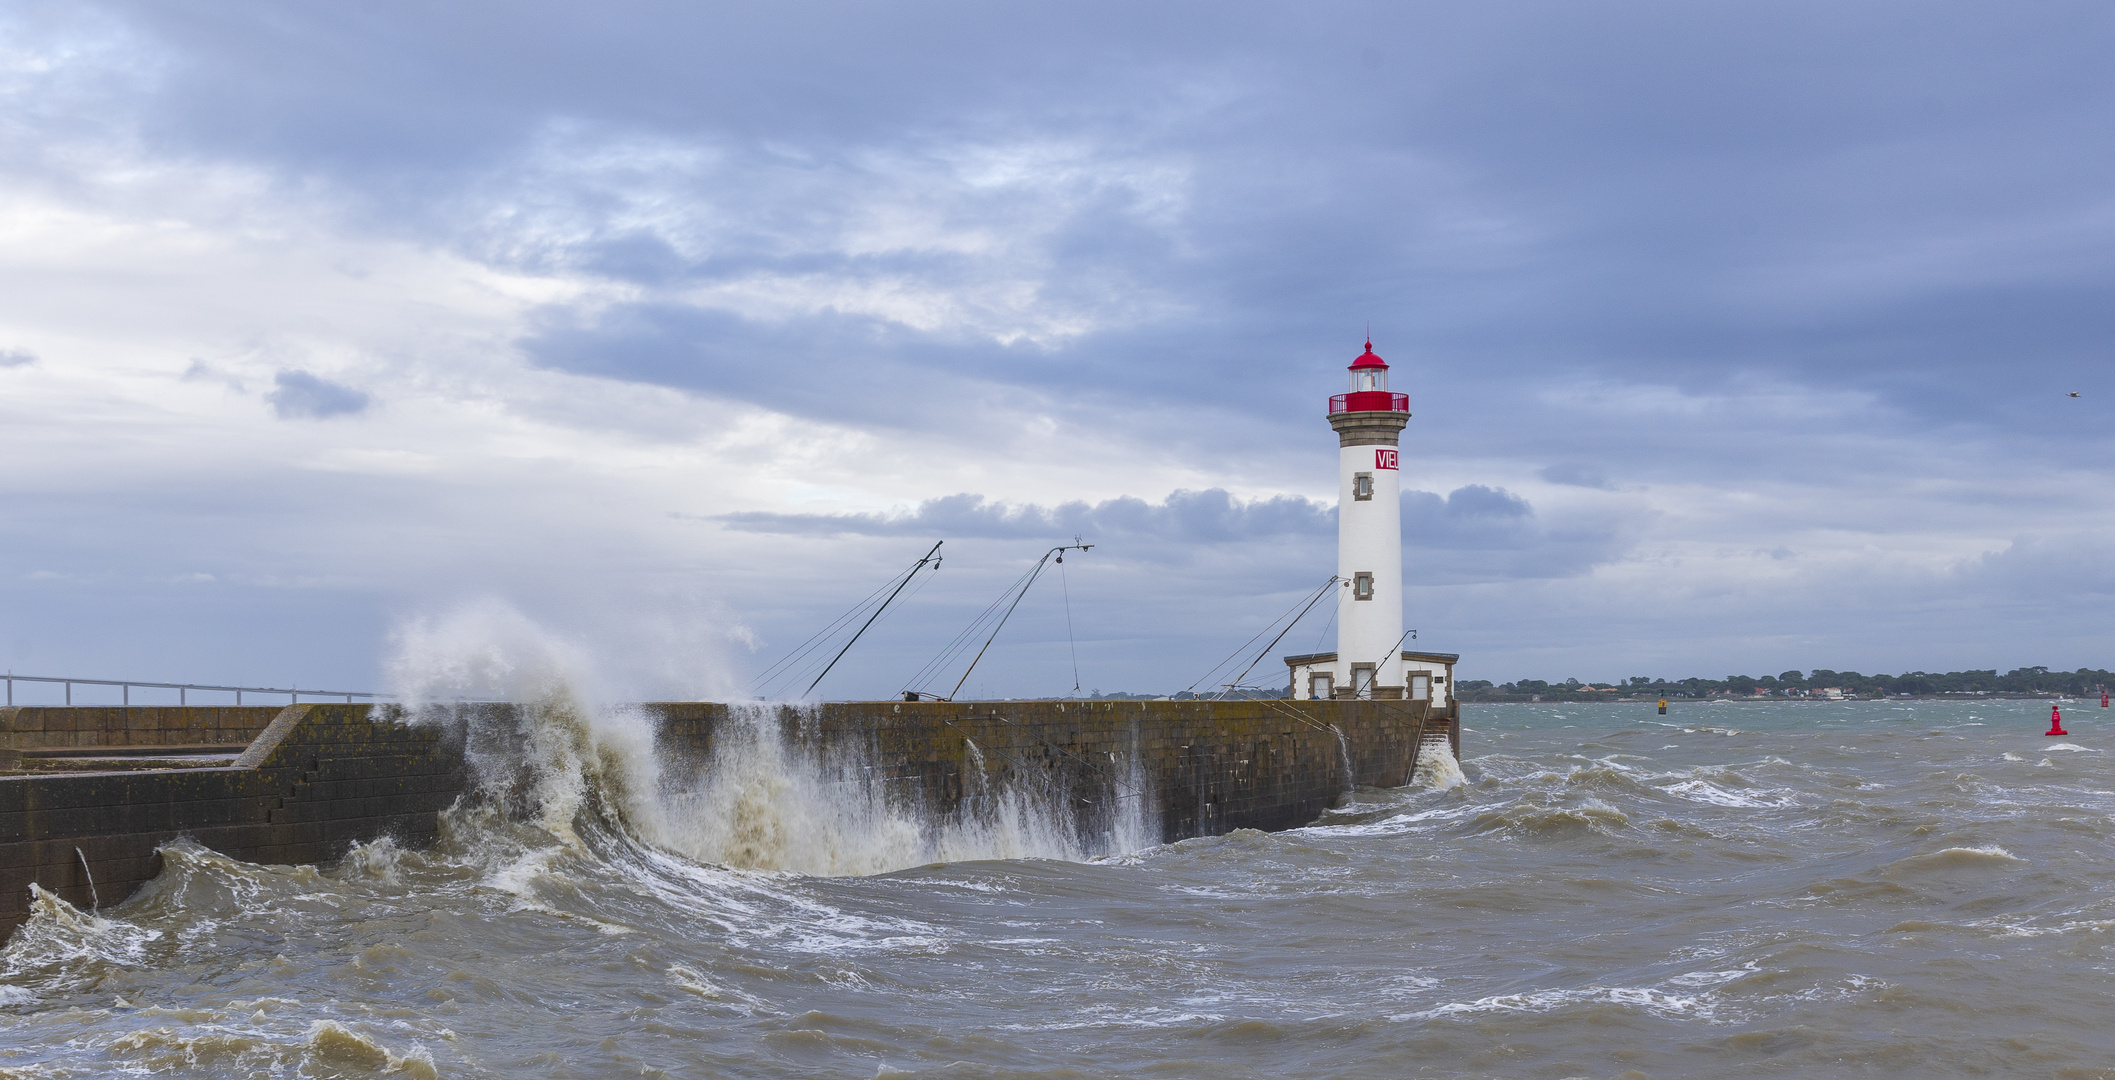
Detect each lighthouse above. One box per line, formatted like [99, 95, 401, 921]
[1285, 340, 1456, 704]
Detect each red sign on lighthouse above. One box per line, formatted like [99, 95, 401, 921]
[1374, 449, 1398, 470]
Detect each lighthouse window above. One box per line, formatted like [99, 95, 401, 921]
[1410, 674, 1430, 701]
[1353, 472, 1373, 501]
[1308, 672, 1334, 700]
[1353, 572, 1374, 600]
[1352, 665, 1375, 698]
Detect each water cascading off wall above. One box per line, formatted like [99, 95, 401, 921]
[411, 696, 1161, 878]
[1411, 732, 1465, 790]
[653, 704, 1160, 873]
[380, 601, 1162, 877]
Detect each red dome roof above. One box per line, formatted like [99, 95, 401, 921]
[1349, 340, 1388, 369]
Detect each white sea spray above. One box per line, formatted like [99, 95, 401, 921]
[381, 600, 1157, 879]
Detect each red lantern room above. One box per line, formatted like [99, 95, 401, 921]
[1329, 340, 1410, 414]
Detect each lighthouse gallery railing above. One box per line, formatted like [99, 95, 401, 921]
[1328, 391, 1409, 413]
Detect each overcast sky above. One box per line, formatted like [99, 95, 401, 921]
[3, 1, 2113, 701]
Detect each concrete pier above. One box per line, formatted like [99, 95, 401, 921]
[0, 703, 464, 940]
[0, 697, 1457, 941]
[654, 698, 1458, 839]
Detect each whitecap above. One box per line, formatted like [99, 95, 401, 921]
[1888, 845, 2025, 873]
[1403, 984, 1720, 1022]
[666, 963, 777, 1014]
[1300, 802, 1483, 838]
[1666, 962, 1756, 987]
[1984, 915, 2115, 939]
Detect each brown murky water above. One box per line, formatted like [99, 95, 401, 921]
[1, 698, 2110, 1079]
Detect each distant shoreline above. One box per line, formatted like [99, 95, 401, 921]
[1461, 693, 2093, 705]
[1459, 667, 2110, 704]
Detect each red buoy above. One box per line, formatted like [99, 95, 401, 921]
[2102, 691, 2108, 708]
[2046, 704, 2068, 737]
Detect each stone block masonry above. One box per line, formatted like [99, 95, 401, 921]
[0, 703, 464, 941]
[651, 698, 1458, 844]
[1, 706, 284, 750]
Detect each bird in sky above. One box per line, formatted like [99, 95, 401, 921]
[2068, 391, 2081, 397]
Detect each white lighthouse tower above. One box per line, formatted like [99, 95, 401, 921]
[1285, 340, 1443, 701]
[1328, 339, 1409, 698]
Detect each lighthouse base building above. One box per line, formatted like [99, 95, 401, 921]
[1283, 339, 1457, 705]
[1285, 649, 1457, 705]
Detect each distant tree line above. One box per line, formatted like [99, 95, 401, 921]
[1453, 667, 2115, 703]
[1089, 689, 1292, 701]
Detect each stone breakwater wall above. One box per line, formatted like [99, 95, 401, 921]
[0, 698, 1456, 941]
[652, 698, 1458, 843]
[0, 705, 285, 753]
[0, 703, 463, 940]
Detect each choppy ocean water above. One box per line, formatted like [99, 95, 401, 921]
[2, 697, 2111, 1079]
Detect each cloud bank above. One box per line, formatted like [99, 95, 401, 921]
[1, 2, 2113, 695]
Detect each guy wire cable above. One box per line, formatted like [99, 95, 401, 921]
[1215, 576, 1343, 698]
[944, 543, 1090, 702]
[803, 541, 943, 697]
[758, 583, 906, 699]
[902, 558, 1045, 695]
[1311, 602, 1339, 656]
[1059, 551, 1081, 696]
[1182, 586, 1314, 695]
[1183, 575, 1339, 697]
[750, 544, 943, 699]
[1369, 626, 1419, 671]
[1221, 575, 1341, 695]
[750, 572, 904, 687]
[750, 578, 902, 696]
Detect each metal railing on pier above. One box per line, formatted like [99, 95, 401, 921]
[2, 674, 386, 708]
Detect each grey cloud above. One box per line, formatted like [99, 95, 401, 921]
[10, 3, 2115, 690]
[522, 304, 997, 427]
[265, 369, 370, 419]
[1403, 485, 1629, 580]
[1442, 485, 1532, 520]
[720, 490, 1332, 544]
[44, 1, 2115, 446]
[1959, 535, 2115, 597]
[1539, 462, 1613, 490]
[719, 484, 1625, 582]
[517, 302, 1304, 445]
[0, 348, 36, 368]
[1402, 487, 1526, 549]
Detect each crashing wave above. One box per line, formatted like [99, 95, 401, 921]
[384, 602, 1159, 880]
